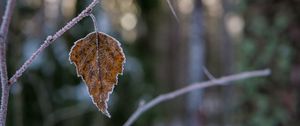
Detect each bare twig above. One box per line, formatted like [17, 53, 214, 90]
[0, 0, 99, 125]
[123, 69, 271, 126]
[8, 0, 99, 85]
[0, 0, 16, 40]
[0, 0, 16, 125]
[166, 0, 179, 22]
[203, 67, 216, 80]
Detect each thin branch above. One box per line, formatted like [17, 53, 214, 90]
[166, 0, 179, 23]
[0, 0, 16, 125]
[0, 40, 9, 126]
[123, 69, 271, 126]
[0, 0, 16, 40]
[8, 0, 99, 85]
[0, 79, 9, 126]
[203, 67, 216, 80]
[44, 103, 91, 126]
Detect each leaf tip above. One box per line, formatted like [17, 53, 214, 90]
[102, 110, 111, 118]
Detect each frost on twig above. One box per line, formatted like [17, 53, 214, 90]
[8, 0, 99, 85]
[0, 0, 17, 125]
[123, 69, 271, 126]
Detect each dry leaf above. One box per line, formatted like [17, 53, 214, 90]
[69, 32, 125, 117]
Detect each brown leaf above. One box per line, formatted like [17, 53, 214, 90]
[69, 32, 125, 117]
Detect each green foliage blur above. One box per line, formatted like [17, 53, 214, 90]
[235, 0, 298, 126]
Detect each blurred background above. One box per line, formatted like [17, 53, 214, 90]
[0, 0, 299, 125]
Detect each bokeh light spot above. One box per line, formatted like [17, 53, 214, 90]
[120, 13, 137, 31]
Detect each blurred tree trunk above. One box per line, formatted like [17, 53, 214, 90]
[152, 1, 193, 125]
[186, 0, 205, 126]
[201, 0, 235, 125]
[153, 0, 206, 125]
[220, 0, 236, 125]
[153, 3, 186, 125]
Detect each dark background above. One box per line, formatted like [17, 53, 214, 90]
[0, 0, 299, 125]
